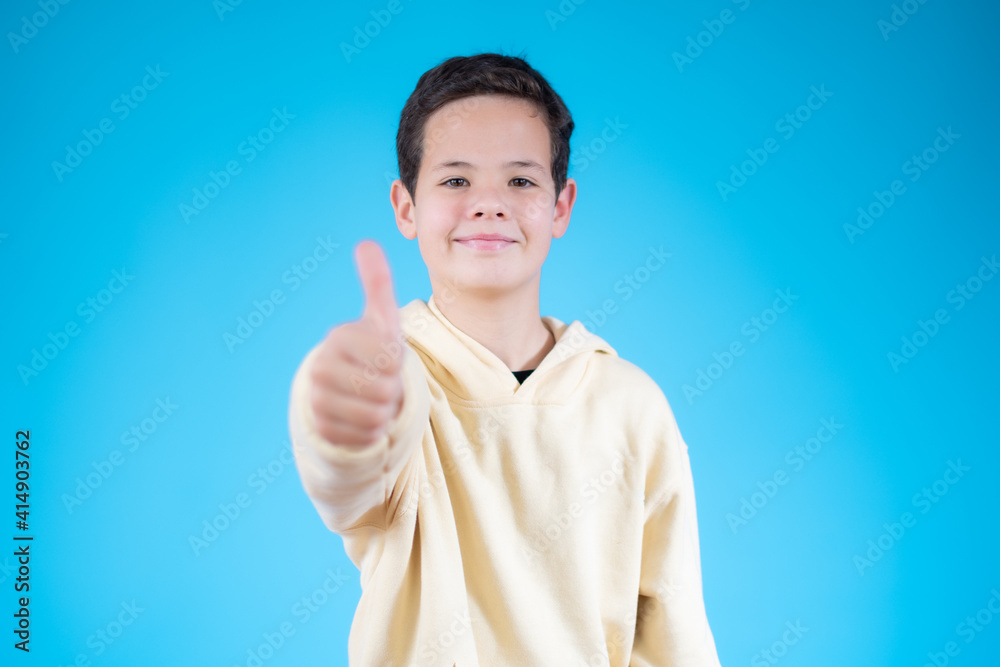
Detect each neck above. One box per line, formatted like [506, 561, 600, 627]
[430, 274, 555, 373]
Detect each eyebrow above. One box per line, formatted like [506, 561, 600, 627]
[430, 160, 547, 174]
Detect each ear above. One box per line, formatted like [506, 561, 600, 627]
[551, 177, 576, 240]
[390, 179, 417, 240]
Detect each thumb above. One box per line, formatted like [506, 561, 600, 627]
[355, 239, 401, 339]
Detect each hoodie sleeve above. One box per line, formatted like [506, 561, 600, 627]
[287, 339, 430, 535]
[630, 394, 721, 667]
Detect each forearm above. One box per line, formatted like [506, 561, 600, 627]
[287, 341, 429, 533]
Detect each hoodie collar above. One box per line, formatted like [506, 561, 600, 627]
[398, 294, 617, 403]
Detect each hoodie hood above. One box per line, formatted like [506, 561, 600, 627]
[398, 294, 618, 404]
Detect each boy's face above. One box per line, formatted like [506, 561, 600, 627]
[390, 94, 576, 301]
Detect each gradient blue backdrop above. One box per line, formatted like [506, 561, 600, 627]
[2, 0, 998, 665]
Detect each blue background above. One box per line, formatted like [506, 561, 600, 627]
[2, 0, 998, 664]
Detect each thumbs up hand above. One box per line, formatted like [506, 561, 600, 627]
[309, 240, 406, 449]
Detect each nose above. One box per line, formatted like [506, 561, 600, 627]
[471, 183, 507, 219]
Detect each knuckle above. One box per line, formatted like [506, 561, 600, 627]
[376, 398, 397, 424]
[363, 345, 401, 373]
[365, 380, 391, 403]
[317, 423, 343, 444]
[354, 405, 384, 430]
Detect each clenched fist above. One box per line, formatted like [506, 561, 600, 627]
[309, 240, 406, 449]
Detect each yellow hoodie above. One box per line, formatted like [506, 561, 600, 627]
[288, 294, 721, 666]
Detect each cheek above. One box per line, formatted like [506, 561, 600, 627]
[444, 197, 467, 219]
[519, 189, 555, 218]
[423, 198, 464, 230]
[531, 235, 553, 256]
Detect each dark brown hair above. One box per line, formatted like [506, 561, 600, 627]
[395, 52, 574, 205]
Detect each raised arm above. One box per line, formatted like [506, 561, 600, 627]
[287, 240, 430, 534]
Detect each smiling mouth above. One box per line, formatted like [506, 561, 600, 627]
[454, 238, 516, 251]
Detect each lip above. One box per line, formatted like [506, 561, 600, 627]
[455, 238, 516, 251]
[454, 233, 515, 242]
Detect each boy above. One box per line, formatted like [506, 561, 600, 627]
[287, 52, 722, 666]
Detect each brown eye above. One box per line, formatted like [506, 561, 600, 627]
[511, 178, 532, 187]
[444, 178, 466, 187]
